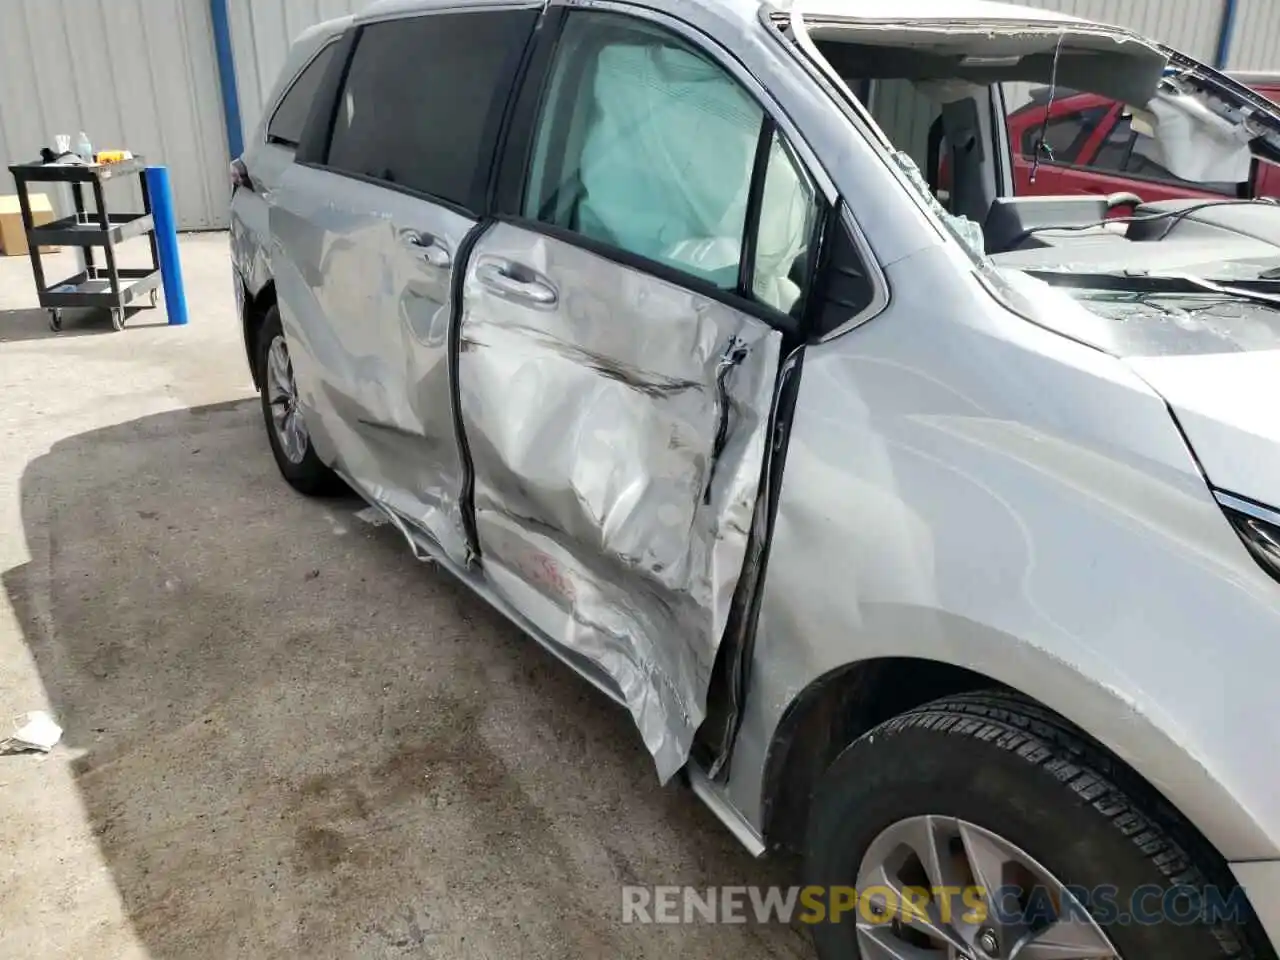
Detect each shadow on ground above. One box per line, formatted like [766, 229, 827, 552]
[5, 399, 809, 959]
[0, 306, 166, 342]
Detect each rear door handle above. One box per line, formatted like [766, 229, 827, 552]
[475, 259, 558, 307]
[405, 231, 451, 268]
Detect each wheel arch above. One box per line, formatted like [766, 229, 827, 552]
[757, 654, 1275, 865]
[242, 279, 277, 389]
[760, 656, 992, 850]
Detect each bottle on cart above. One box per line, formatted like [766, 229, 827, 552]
[75, 131, 93, 163]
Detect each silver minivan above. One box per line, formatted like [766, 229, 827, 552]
[231, 0, 1280, 955]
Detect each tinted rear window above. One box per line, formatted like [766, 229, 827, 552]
[325, 10, 537, 209]
[268, 43, 338, 147]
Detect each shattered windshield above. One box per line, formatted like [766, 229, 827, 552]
[1056, 287, 1280, 356]
[797, 12, 1280, 268]
[890, 149, 987, 260]
[792, 9, 1280, 349]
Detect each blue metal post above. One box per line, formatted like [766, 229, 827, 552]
[210, 0, 244, 158]
[145, 166, 189, 326]
[1215, 0, 1239, 69]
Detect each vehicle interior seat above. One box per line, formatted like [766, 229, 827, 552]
[936, 97, 995, 226]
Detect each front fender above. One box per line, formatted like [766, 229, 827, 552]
[725, 245, 1280, 861]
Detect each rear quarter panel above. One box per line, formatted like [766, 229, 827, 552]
[230, 19, 351, 298]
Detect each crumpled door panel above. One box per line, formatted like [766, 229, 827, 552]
[458, 223, 781, 780]
[268, 166, 473, 566]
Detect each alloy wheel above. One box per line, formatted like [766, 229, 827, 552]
[854, 815, 1122, 959]
[265, 334, 309, 465]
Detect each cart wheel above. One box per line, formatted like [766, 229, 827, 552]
[149, 289, 158, 308]
[48, 309, 63, 332]
[111, 308, 125, 332]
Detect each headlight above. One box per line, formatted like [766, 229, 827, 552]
[1216, 491, 1280, 582]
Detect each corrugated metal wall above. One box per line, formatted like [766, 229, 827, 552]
[228, 0, 367, 144]
[0, 0, 230, 230]
[1015, 0, 1226, 62]
[1227, 0, 1280, 73]
[3, 0, 1278, 232]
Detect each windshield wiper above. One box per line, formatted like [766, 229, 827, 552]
[1025, 268, 1280, 310]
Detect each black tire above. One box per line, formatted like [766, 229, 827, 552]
[804, 690, 1269, 960]
[256, 305, 340, 496]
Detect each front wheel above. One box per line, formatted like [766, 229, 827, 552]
[804, 691, 1264, 960]
[257, 305, 339, 496]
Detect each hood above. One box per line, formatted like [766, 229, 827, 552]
[1125, 350, 1280, 507]
[995, 269, 1280, 507]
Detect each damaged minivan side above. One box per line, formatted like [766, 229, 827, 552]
[232, 0, 1280, 956]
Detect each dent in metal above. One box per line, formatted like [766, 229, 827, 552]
[459, 222, 780, 781]
[267, 166, 474, 566]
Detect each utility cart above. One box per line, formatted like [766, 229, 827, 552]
[7, 157, 162, 332]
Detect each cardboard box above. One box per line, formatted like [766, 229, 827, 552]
[0, 193, 60, 256]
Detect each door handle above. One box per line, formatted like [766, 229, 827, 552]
[405, 231, 451, 268]
[475, 259, 558, 307]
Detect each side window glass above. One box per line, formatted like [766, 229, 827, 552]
[753, 131, 820, 316]
[268, 43, 338, 147]
[1092, 116, 1135, 171]
[1020, 108, 1105, 164]
[523, 13, 763, 290]
[326, 10, 536, 208]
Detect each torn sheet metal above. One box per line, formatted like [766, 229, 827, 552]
[459, 223, 781, 781]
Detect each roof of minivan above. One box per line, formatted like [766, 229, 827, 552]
[357, 0, 1092, 29]
[781, 0, 1085, 24]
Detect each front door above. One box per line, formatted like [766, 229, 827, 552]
[458, 9, 822, 779]
[269, 7, 539, 567]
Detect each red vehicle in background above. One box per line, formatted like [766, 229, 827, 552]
[1006, 74, 1280, 201]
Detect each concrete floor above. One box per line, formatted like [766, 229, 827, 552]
[0, 235, 813, 959]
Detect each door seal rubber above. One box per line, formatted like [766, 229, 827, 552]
[448, 218, 494, 563]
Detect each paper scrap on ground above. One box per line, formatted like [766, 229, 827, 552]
[1, 711, 63, 754]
